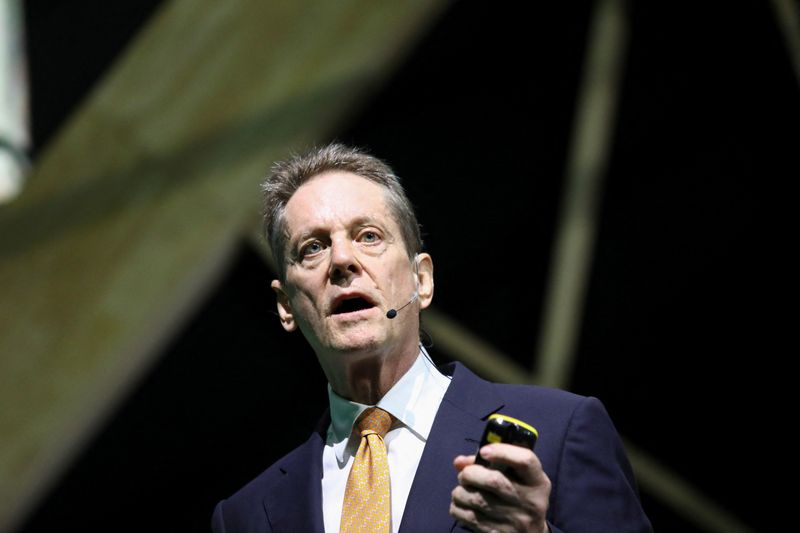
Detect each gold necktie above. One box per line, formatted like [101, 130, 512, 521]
[340, 407, 394, 533]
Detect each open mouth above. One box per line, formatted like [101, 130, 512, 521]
[332, 296, 376, 315]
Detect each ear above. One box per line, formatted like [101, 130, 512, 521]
[271, 280, 297, 332]
[415, 253, 434, 310]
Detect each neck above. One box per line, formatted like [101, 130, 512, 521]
[325, 341, 419, 405]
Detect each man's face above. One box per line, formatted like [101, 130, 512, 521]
[272, 171, 432, 370]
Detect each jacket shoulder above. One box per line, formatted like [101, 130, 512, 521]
[446, 361, 589, 432]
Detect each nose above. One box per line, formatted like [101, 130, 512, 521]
[328, 237, 361, 283]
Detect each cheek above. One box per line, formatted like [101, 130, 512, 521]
[386, 266, 416, 300]
[293, 292, 322, 320]
[285, 284, 324, 325]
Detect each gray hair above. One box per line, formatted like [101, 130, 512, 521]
[262, 143, 423, 279]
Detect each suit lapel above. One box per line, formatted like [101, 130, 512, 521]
[262, 414, 328, 533]
[399, 363, 505, 532]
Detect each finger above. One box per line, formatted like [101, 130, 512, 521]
[455, 469, 551, 532]
[449, 498, 514, 533]
[453, 454, 476, 472]
[478, 443, 546, 485]
[449, 501, 481, 531]
[451, 484, 508, 519]
[457, 463, 517, 502]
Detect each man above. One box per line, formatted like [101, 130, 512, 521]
[212, 144, 652, 532]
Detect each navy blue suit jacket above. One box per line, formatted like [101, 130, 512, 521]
[212, 362, 652, 532]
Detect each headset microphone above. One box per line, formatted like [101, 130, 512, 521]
[386, 291, 418, 319]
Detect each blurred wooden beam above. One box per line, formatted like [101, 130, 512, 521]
[0, 1, 446, 531]
[772, 0, 800, 87]
[626, 444, 755, 533]
[535, 0, 628, 389]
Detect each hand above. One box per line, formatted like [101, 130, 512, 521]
[450, 443, 551, 533]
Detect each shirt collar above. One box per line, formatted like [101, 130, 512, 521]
[326, 346, 451, 462]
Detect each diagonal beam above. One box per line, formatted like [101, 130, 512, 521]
[0, 1, 447, 531]
[772, 0, 800, 87]
[535, 0, 628, 390]
[626, 444, 755, 533]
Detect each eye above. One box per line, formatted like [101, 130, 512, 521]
[358, 230, 381, 244]
[300, 240, 325, 258]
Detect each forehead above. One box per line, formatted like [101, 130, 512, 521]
[283, 171, 392, 235]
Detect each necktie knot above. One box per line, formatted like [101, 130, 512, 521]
[356, 407, 394, 438]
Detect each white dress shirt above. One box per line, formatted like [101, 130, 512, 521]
[321, 346, 451, 533]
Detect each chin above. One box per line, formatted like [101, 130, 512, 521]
[331, 338, 384, 356]
[328, 328, 387, 356]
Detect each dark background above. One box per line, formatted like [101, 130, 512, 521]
[18, 1, 797, 531]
